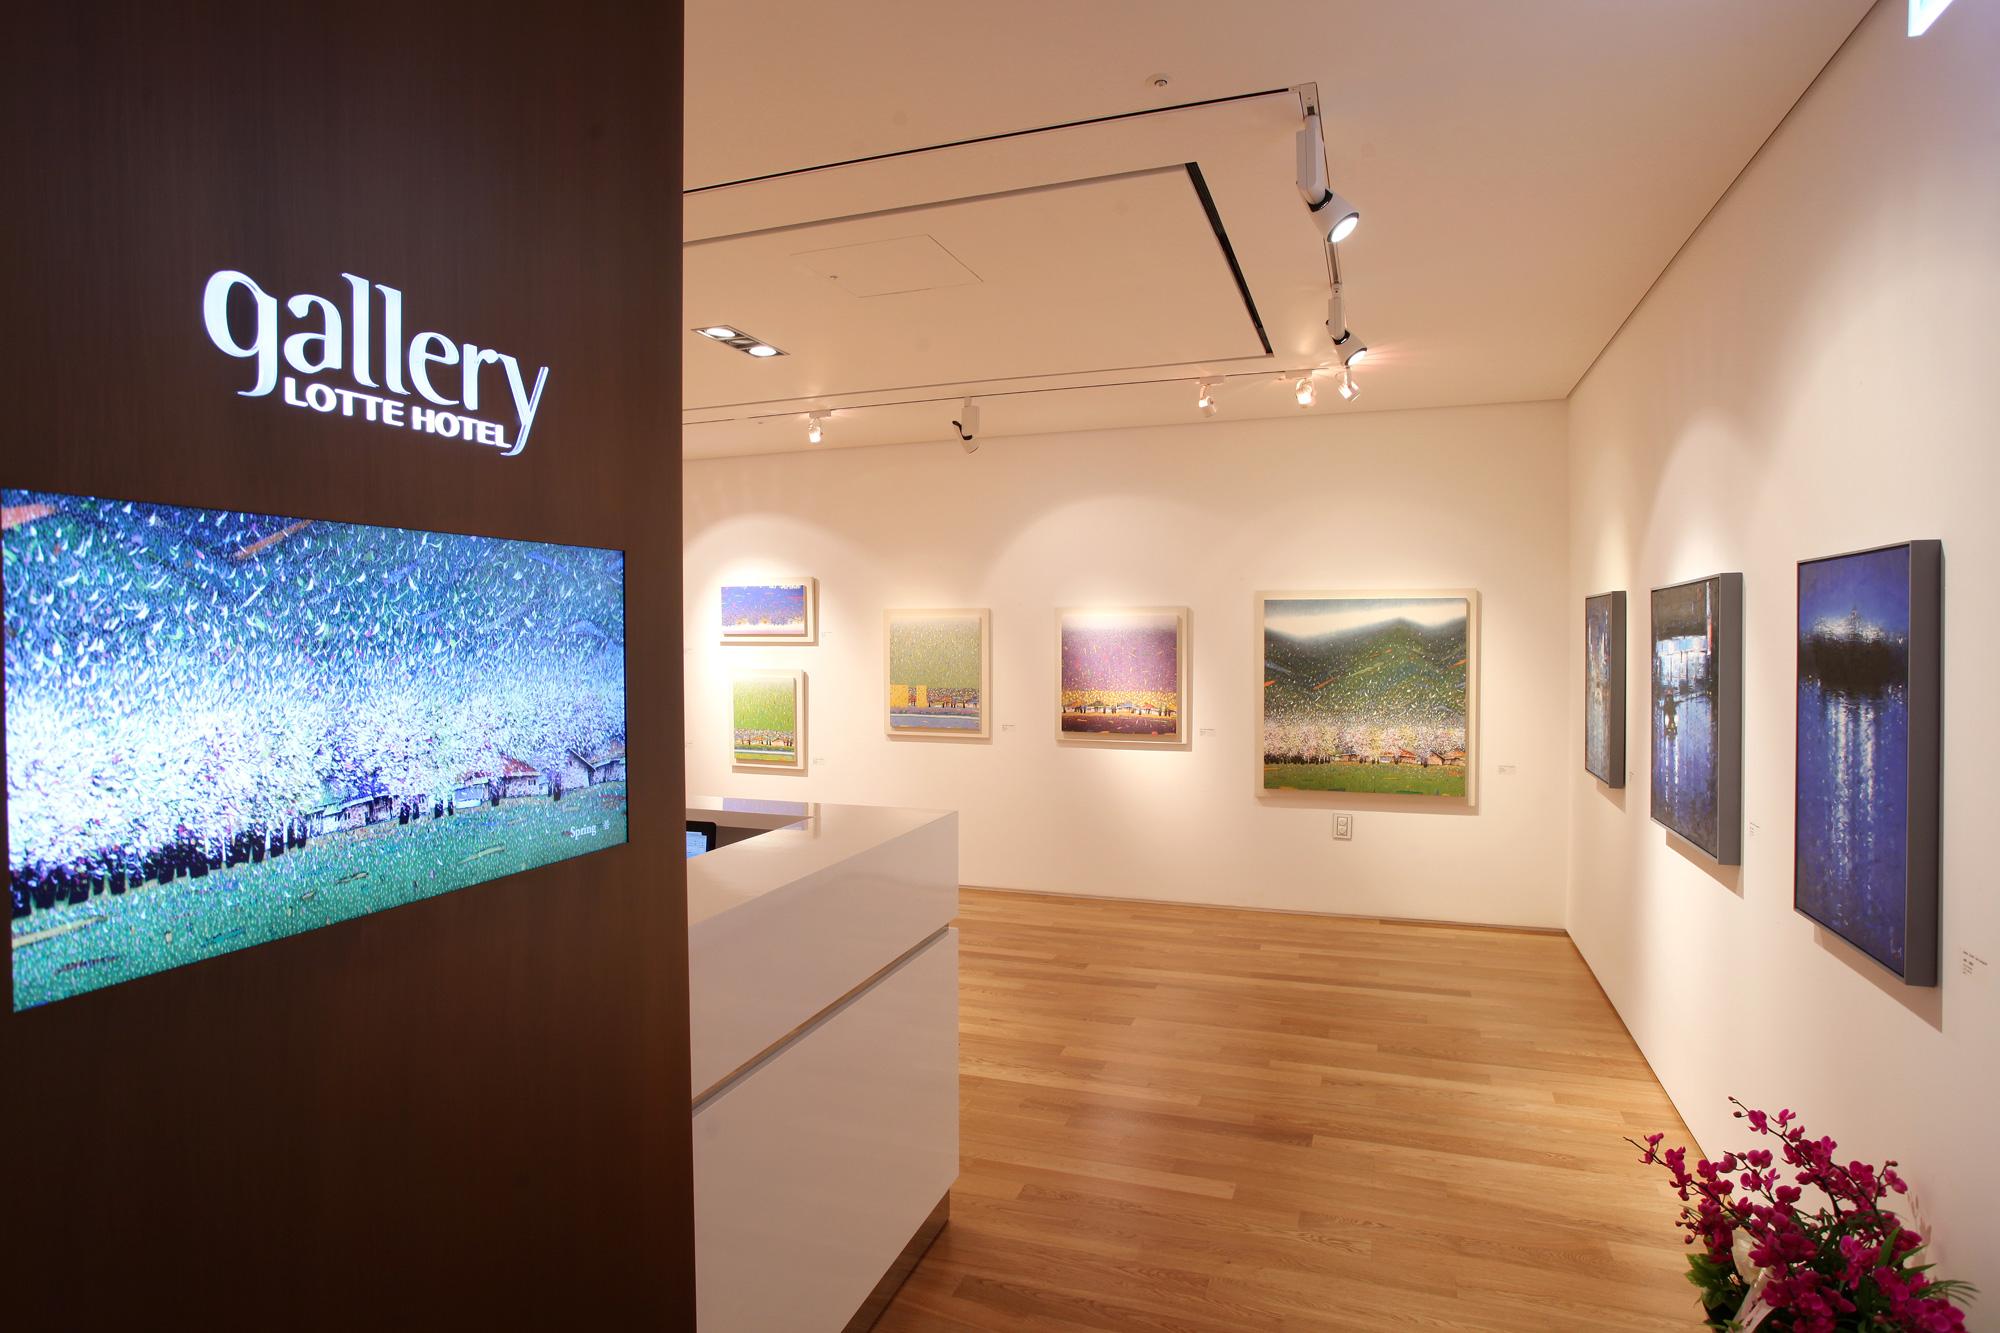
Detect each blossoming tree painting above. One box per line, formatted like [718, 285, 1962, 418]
[1794, 542, 1941, 984]
[1057, 608, 1185, 743]
[732, 669, 805, 771]
[885, 609, 989, 738]
[1258, 592, 1476, 798]
[5, 489, 628, 1010]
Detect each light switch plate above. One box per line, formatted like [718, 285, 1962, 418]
[1333, 813, 1353, 841]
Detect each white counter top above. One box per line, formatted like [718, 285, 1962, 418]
[686, 797, 958, 1101]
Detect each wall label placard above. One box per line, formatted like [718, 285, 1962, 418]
[202, 269, 550, 456]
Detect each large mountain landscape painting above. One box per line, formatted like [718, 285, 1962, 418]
[1260, 593, 1474, 797]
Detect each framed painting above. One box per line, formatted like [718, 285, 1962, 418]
[1056, 608, 1187, 745]
[1257, 591, 1477, 799]
[1795, 541, 1941, 984]
[885, 609, 989, 739]
[1585, 591, 1627, 786]
[1649, 573, 1743, 863]
[720, 577, 816, 645]
[731, 669, 806, 772]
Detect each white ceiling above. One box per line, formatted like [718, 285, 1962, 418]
[683, 0, 1872, 459]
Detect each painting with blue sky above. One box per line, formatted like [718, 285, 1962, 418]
[1795, 542, 1939, 980]
[720, 578, 813, 642]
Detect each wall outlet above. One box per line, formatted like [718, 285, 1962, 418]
[1333, 813, 1353, 841]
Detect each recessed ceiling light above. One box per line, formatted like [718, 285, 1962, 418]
[690, 325, 786, 357]
[1910, 0, 1956, 36]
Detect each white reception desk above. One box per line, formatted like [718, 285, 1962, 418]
[687, 797, 958, 1333]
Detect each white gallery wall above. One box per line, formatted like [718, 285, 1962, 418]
[685, 401, 1571, 927]
[1566, 0, 1998, 1297]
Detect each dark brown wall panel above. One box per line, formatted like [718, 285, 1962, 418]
[1, 3, 690, 1325]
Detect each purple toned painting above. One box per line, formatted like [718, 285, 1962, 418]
[1057, 609, 1185, 743]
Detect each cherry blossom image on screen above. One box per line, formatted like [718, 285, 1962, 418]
[4, 488, 627, 1010]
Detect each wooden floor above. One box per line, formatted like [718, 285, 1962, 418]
[875, 889, 1703, 1333]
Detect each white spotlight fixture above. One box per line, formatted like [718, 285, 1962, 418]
[1197, 381, 1218, 417]
[1332, 328, 1369, 369]
[697, 326, 739, 340]
[952, 397, 981, 453]
[1294, 375, 1316, 408]
[746, 343, 780, 357]
[1295, 111, 1360, 244]
[1337, 368, 1360, 402]
[806, 412, 826, 445]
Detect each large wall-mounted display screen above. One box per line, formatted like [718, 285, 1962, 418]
[5, 489, 627, 1010]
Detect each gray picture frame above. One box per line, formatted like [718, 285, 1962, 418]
[1793, 540, 1941, 986]
[1648, 572, 1743, 864]
[1585, 590, 1626, 787]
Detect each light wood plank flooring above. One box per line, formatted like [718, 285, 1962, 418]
[875, 889, 1702, 1332]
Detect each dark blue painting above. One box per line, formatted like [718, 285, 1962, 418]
[1585, 592, 1624, 786]
[1651, 574, 1741, 862]
[1795, 543, 1938, 981]
[1652, 581, 1718, 850]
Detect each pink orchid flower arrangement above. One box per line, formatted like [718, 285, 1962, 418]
[1630, 1100, 1973, 1332]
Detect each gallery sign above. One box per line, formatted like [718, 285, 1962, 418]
[201, 269, 549, 456]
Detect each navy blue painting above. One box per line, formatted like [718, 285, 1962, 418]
[1795, 542, 1941, 982]
[1650, 574, 1742, 863]
[1585, 592, 1625, 786]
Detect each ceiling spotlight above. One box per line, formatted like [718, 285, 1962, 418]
[691, 325, 787, 357]
[1337, 369, 1360, 401]
[1316, 193, 1361, 244]
[1332, 328, 1369, 369]
[806, 413, 826, 445]
[953, 397, 981, 453]
[1295, 111, 1360, 244]
[1294, 375, 1316, 408]
[1196, 381, 1218, 416]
